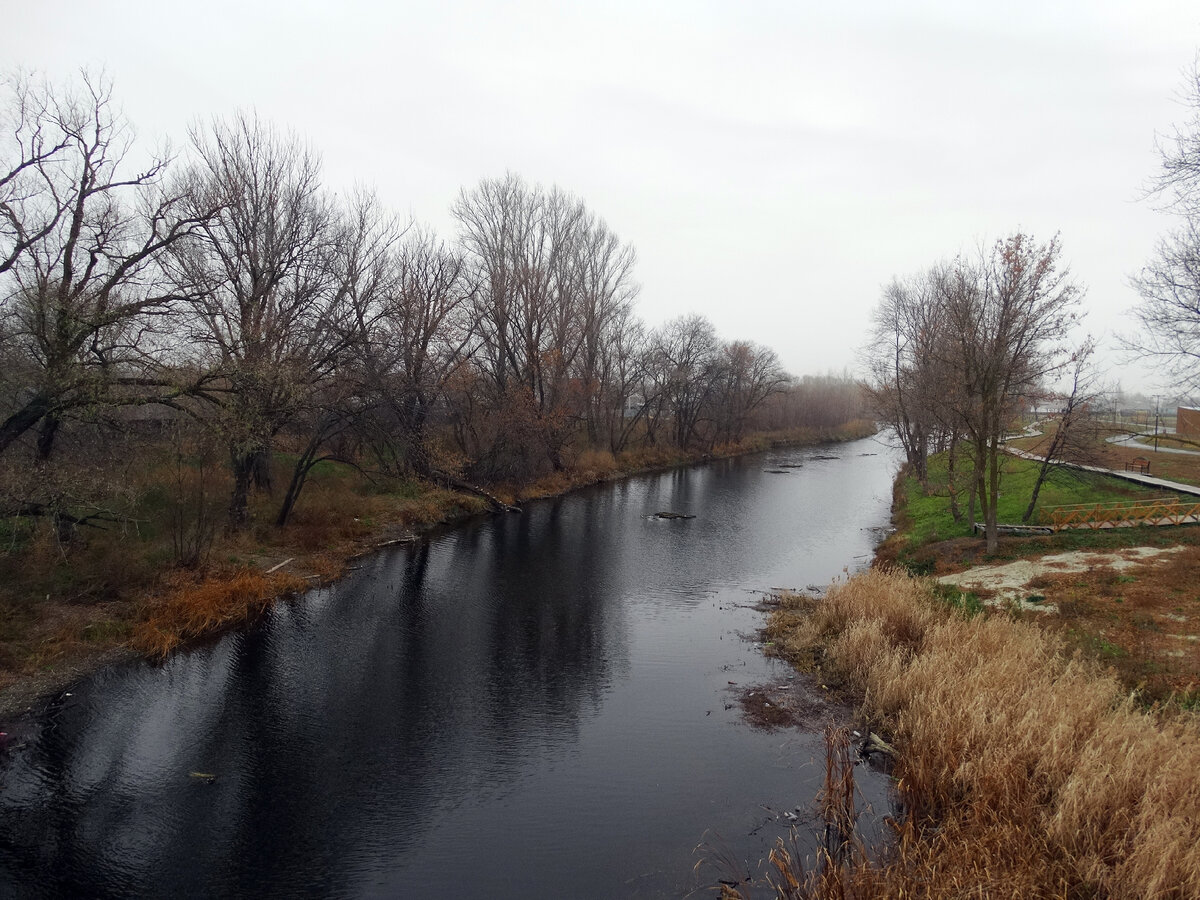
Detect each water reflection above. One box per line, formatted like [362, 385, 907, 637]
[1, 438, 899, 898]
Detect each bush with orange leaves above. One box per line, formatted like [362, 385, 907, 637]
[763, 568, 1200, 899]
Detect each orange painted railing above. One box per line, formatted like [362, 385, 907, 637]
[1037, 497, 1200, 530]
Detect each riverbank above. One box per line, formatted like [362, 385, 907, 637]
[750, 445, 1200, 897]
[0, 432, 900, 898]
[760, 569, 1200, 898]
[0, 420, 876, 720]
[876, 449, 1200, 701]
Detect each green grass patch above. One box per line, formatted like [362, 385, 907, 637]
[898, 451, 1178, 550]
[1070, 630, 1128, 659]
[931, 582, 986, 617]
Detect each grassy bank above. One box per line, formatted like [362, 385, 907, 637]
[760, 568, 1200, 898]
[875, 445, 1200, 701]
[1131, 433, 1200, 452]
[0, 419, 876, 717]
[887, 451, 1175, 551]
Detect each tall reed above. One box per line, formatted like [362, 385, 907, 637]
[763, 568, 1200, 898]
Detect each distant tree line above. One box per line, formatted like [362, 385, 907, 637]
[0, 72, 869, 536]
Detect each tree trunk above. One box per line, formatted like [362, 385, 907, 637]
[276, 443, 318, 527]
[1023, 418, 1071, 524]
[228, 449, 254, 530]
[249, 445, 273, 493]
[0, 394, 50, 456]
[1023, 460, 1052, 524]
[35, 413, 60, 461]
[967, 448, 980, 529]
[912, 425, 929, 484]
[946, 435, 962, 522]
[985, 437, 1000, 554]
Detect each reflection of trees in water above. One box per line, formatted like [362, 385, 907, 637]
[483, 494, 621, 741]
[0, 449, 884, 897]
[0, 494, 630, 896]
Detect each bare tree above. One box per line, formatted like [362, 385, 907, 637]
[711, 340, 787, 444]
[570, 212, 639, 445]
[864, 268, 953, 483]
[273, 192, 404, 527]
[170, 112, 347, 529]
[649, 314, 723, 451]
[755, 375, 869, 432]
[1132, 221, 1200, 394]
[596, 304, 648, 452]
[1132, 60, 1200, 394]
[0, 72, 211, 464]
[941, 234, 1083, 552]
[0, 73, 72, 276]
[355, 227, 476, 475]
[1021, 338, 1105, 522]
[1152, 58, 1200, 214]
[452, 173, 641, 474]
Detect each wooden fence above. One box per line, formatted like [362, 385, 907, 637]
[1037, 497, 1200, 530]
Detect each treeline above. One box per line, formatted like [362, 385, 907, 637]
[0, 73, 868, 538]
[864, 233, 1084, 552]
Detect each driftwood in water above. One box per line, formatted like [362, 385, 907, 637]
[654, 511, 696, 520]
[860, 732, 896, 758]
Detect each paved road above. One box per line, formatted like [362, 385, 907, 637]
[1105, 431, 1200, 457]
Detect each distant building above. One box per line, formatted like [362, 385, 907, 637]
[1179, 407, 1200, 438]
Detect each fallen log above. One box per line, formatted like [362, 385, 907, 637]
[430, 469, 520, 513]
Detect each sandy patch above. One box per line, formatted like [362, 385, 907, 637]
[937, 546, 1187, 613]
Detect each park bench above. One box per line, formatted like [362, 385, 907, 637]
[1125, 456, 1151, 474]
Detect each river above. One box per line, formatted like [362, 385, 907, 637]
[0, 436, 900, 898]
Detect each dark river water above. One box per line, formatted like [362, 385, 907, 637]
[0, 437, 900, 898]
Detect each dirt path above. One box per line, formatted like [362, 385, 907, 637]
[937, 541, 1200, 697]
[939, 546, 1187, 612]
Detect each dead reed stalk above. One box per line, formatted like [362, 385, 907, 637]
[765, 567, 1200, 898]
[768, 725, 867, 900]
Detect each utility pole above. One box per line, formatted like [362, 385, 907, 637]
[1154, 396, 1161, 453]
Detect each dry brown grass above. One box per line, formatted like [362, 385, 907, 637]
[765, 568, 1200, 899]
[615, 444, 690, 471]
[132, 568, 308, 659]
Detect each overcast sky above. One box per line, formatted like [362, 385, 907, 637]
[5, 1, 1199, 394]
